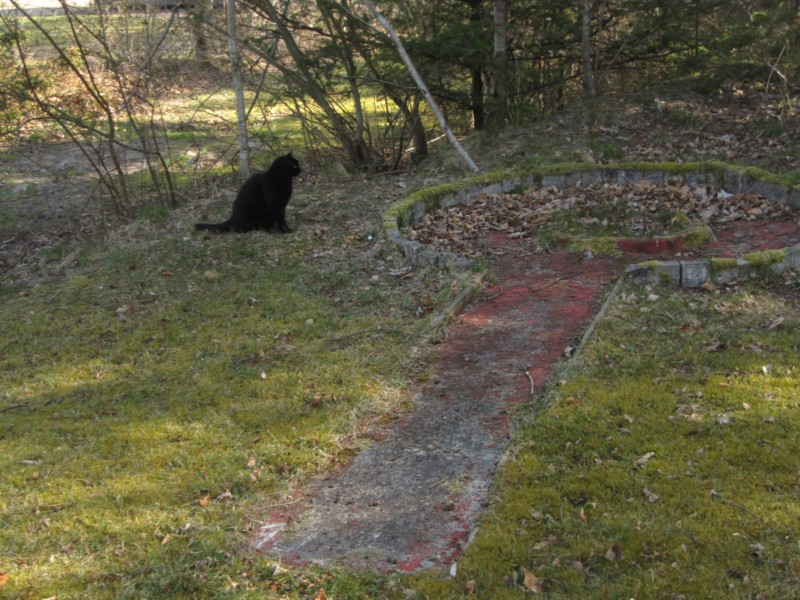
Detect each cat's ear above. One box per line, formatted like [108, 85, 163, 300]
[287, 151, 293, 158]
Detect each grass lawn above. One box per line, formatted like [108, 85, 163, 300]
[0, 200, 471, 598]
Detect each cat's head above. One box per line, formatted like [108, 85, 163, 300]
[279, 151, 302, 177]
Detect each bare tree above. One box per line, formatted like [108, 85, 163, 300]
[255, 0, 370, 167]
[3, 0, 186, 216]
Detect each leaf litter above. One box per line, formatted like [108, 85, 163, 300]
[408, 180, 797, 258]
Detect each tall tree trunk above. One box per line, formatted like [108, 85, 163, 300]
[487, 0, 508, 128]
[470, 67, 485, 129]
[191, 0, 214, 64]
[361, 0, 480, 172]
[226, 0, 250, 178]
[581, 0, 596, 96]
[467, 0, 486, 129]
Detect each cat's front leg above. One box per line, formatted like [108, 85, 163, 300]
[276, 209, 292, 233]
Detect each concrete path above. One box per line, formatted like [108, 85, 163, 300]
[253, 245, 626, 571]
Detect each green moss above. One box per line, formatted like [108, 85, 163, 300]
[637, 259, 665, 268]
[567, 236, 623, 256]
[742, 165, 790, 186]
[710, 257, 740, 273]
[680, 222, 715, 249]
[743, 248, 786, 266]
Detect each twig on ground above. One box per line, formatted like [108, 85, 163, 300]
[530, 272, 581, 292]
[0, 247, 26, 275]
[483, 286, 504, 301]
[524, 367, 535, 396]
[1, 402, 31, 413]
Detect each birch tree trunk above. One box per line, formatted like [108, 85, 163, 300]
[226, 0, 250, 179]
[360, 0, 480, 173]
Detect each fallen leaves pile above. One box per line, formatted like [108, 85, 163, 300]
[408, 180, 797, 258]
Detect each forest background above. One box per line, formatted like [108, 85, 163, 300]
[1, 0, 798, 218]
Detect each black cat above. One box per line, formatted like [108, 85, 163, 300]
[195, 152, 302, 233]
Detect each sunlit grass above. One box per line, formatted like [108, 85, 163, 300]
[0, 204, 464, 597]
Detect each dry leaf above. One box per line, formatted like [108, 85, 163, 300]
[0, 573, 8, 586]
[605, 543, 623, 561]
[533, 535, 558, 550]
[161, 534, 172, 545]
[313, 590, 328, 600]
[199, 495, 210, 507]
[215, 490, 234, 502]
[465, 579, 476, 594]
[643, 487, 660, 503]
[634, 451, 655, 467]
[522, 568, 543, 593]
[701, 281, 716, 292]
[767, 316, 785, 330]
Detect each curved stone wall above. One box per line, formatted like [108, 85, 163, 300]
[383, 162, 800, 287]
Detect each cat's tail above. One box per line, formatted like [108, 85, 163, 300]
[195, 220, 233, 232]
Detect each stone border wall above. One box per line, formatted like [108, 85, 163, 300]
[625, 248, 800, 289]
[383, 162, 800, 285]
